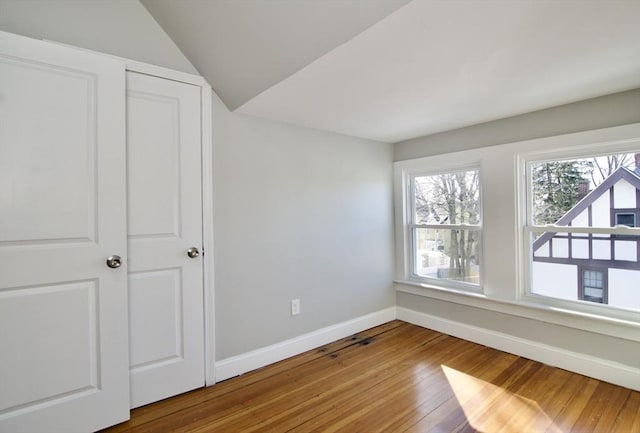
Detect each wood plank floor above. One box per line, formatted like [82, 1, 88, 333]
[103, 321, 640, 432]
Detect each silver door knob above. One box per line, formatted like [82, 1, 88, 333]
[186, 247, 200, 258]
[106, 255, 122, 269]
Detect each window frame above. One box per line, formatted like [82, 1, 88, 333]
[401, 163, 484, 293]
[613, 210, 637, 228]
[521, 147, 640, 314]
[578, 267, 608, 304]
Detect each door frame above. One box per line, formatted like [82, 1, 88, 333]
[47, 39, 217, 386]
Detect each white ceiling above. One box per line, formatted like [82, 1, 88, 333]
[144, 0, 640, 143]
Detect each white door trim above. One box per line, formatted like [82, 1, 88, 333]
[200, 85, 216, 386]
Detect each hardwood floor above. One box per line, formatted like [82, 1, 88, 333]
[103, 321, 640, 432]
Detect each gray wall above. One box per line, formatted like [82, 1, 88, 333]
[1, 1, 396, 361]
[395, 88, 640, 161]
[0, 0, 197, 74]
[212, 94, 395, 359]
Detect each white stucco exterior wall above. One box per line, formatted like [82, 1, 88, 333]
[532, 261, 577, 300]
[609, 268, 640, 310]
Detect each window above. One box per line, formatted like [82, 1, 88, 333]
[579, 268, 607, 303]
[526, 151, 640, 311]
[614, 211, 636, 227]
[407, 168, 482, 290]
[396, 125, 640, 341]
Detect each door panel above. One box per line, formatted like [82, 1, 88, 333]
[0, 31, 129, 433]
[127, 92, 181, 238]
[126, 71, 204, 409]
[0, 281, 98, 412]
[0, 57, 96, 243]
[129, 269, 183, 368]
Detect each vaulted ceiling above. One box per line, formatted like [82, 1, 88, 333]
[142, 0, 640, 143]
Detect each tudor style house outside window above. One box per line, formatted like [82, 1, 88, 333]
[526, 152, 640, 311]
[406, 168, 482, 291]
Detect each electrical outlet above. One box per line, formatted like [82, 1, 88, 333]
[291, 298, 301, 316]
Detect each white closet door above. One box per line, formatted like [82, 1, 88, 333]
[0, 32, 130, 432]
[126, 71, 204, 408]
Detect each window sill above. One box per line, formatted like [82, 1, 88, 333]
[395, 279, 640, 343]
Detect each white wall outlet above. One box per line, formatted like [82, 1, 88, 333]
[291, 298, 301, 316]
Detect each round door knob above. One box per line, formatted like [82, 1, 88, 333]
[106, 255, 122, 269]
[187, 247, 200, 258]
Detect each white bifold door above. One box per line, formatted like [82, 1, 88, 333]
[126, 71, 204, 409]
[0, 31, 206, 432]
[0, 32, 130, 432]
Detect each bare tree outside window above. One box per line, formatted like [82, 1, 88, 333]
[590, 154, 636, 185]
[413, 170, 481, 285]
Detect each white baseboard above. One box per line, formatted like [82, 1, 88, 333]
[214, 307, 397, 382]
[214, 306, 640, 390]
[397, 307, 640, 391]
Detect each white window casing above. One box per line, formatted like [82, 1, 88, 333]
[406, 167, 483, 292]
[394, 123, 640, 342]
[396, 162, 483, 288]
[522, 150, 640, 311]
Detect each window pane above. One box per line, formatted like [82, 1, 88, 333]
[583, 287, 604, 303]
[583, 270, 603, 288]
[414, 228, 480, 285]
[615, 213, 636, 227]
[414, 170, 480, 225]
[528, 151, 640, 311]
[531, 230, 640, 310]
[531, 152, 640, 226]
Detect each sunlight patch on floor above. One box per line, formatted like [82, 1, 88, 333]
[441, 365, 561, 432]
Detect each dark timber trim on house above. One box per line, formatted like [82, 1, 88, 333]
[532, 167, 640, 271]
